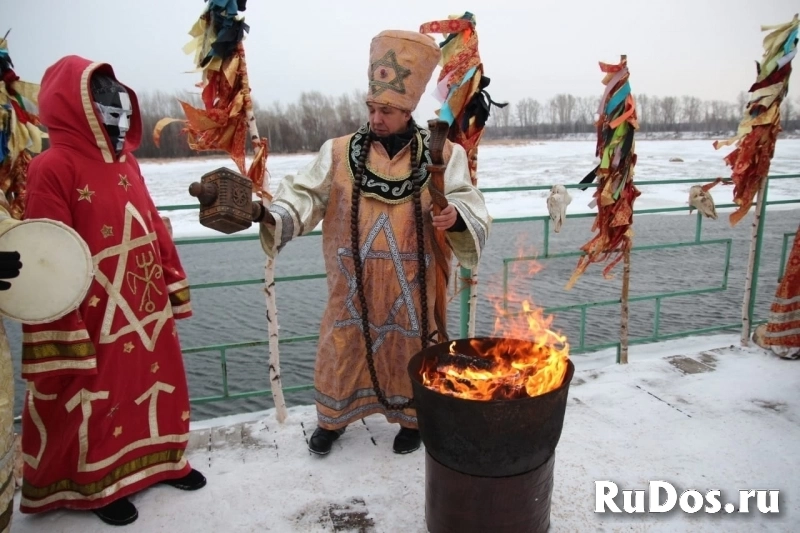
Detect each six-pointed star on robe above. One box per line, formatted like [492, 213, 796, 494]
[335, 213, 429, 351]
[92, 202, 171, 351]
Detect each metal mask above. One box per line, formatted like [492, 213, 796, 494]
[90, 73, 132, 155]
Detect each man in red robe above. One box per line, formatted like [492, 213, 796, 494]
[19, 56, 205, 526]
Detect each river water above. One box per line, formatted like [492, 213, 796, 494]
[7, 207, 799, 421]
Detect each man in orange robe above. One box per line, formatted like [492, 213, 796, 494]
[259, 30, 491, 456]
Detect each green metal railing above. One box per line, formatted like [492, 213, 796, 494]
[160, 173, 800, 406]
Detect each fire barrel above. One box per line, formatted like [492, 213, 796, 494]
[407, 337, 575, 533]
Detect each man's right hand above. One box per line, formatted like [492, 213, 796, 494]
[0, 251, 22, 290]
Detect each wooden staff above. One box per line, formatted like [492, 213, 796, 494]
[618, 54, 632, 365]
[239, 43, 287, 423]
[741, 172, 769, 345]
[620, 249, 631, 364]
[427, 119, 452, 343]
[712, 14, 798, 345]
[566, 54, 639, 363]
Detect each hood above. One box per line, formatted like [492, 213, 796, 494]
[38, 55, 142, 163]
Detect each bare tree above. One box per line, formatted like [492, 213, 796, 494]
[552, 94, 576, 133]
[646, 95, 661, 129]
[681, 96, 702, 131]
[576, 96, 597, 127]
[515, 99, 530, 128]
[660, 96, 679, 130]
[494, 102, 512, 129]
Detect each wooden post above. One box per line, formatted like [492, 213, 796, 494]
[619, 54, 630, 365]
[619, 249, 631, 364]
[741, 175, 768, 346]
[239, 43, 288, 423]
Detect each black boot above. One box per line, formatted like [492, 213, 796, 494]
[393, 427, 421, 454]
[308, 426, 345, 455]
[161, 468, 207, 491]
[93, 496, 138, 526]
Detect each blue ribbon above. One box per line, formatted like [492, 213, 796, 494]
[785, 28, 798, 55]
[605, 81, 630, 115]
[440, 66, 478, 126]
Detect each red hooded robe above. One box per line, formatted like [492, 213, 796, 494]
[18, 56, 194, 513]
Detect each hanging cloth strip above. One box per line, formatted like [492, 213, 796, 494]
[713, 14, 798, 227]
[566, 57, 641, 290]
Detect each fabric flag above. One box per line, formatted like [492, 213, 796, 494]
[567, 56, 641, 290]
[153, 0, 267, 195]
[713, 14, 798, 227]
[420, 12, 507, 186]
[0, 33, 46, 219]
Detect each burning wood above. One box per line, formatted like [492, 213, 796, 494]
[422, 300, 570, 401]
[436, 350, 496, 371]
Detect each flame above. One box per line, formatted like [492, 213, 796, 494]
[422, 255, 569, 401]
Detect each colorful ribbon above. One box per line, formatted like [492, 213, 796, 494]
[713, 14, 798, 227]
[153, 1, 267, 194]
[0, 35, 46, 219]
[420, 12, 507, 186]
[566, 56, 641, 290]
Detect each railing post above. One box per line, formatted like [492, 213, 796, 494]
[460, 266, 471, 339]
[695, 211, 703, 243]
[543, 218, 550, 257]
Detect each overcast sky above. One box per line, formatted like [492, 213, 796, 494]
[2, 0, 798, 122]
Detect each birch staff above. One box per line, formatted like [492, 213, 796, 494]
[153, 0, 288, 421]
[713, 14, 798, 346]
[420, 12, 506, 336]
[568, 55, 641, 364]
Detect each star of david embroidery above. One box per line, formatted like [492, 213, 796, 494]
[369, 50, 411, 96]
[335, 213, 430, 351]
[92, 202, 171, 351]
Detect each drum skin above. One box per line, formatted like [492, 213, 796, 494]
[0, 217, 94, 324]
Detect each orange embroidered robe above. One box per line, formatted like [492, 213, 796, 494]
[260, 124, 491, 430]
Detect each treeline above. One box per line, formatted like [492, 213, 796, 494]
[485, 92, 800, 139]
[137, 89, 369, 159]
[136, 89, 800, 159]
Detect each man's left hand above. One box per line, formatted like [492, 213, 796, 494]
[432, 204, 458, 231]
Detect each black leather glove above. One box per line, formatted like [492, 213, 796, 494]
[0, 251, 22, 290]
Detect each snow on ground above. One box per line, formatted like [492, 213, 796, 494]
[12, 334, 800, 532]
[141, 138, 800, 239]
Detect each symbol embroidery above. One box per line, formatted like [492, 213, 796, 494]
[126, 251, 164, 313]
[369, 50, 411, 96]
[77, 185, 95, 202]
[118, 174, 131, 191]
[93, 202, 170, 350]
[335, 213, 430, 351]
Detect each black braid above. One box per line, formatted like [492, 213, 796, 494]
[409, 133, 430, 351]
[350, 125, 428, 411]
